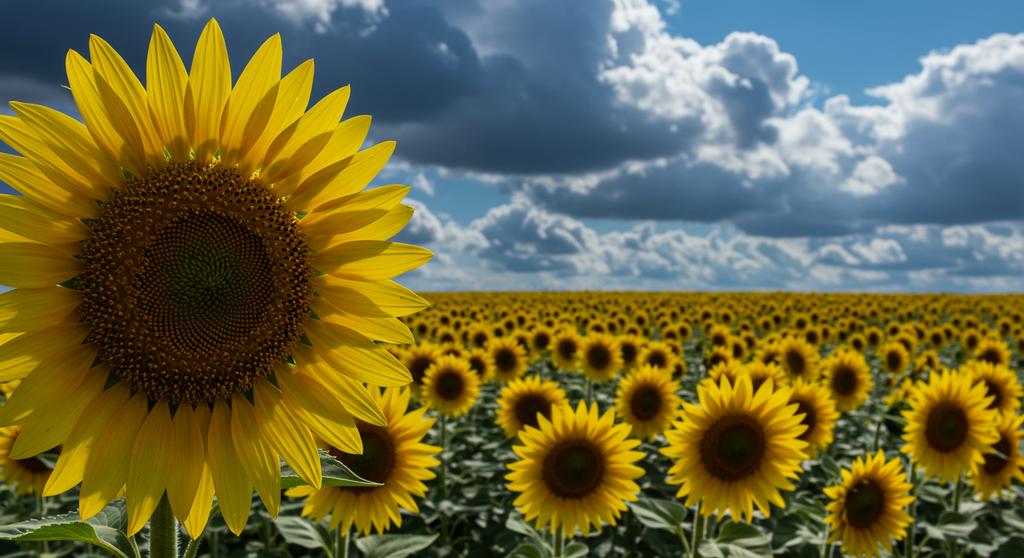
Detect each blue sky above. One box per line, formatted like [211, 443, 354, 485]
[1, 0, 1022, 292]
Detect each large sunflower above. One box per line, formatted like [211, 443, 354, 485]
[962, 360, 1022, 416]
[662, 375, 808, 522]
[0, 21, 430, 537]
[0, 425, 54, 495]
[821, 349, 873, 412]
[824, 451, 914, 558]
[287, 387, 440, 535]
[496, 376, 568, 438]
[578, 333, 623, 382]
[489, 337, 528, 382]
[614, 365, 681, 440]
[970, 412, 1024, 501]
[421, 356, 480, 418]
[788, 378, 839, 457]
[901, 370, 998, 482]
[506, 401, 644, 536]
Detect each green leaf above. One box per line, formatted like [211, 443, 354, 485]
[704, 520, 772, 558]
[273, 516, 330, 552]
[0, 504, 134, 558]
[629, 497, 687, 532]
[505, 512, 548, 547]
[997, 536, 1024, 558]
[507, 542, 548, 558]
[564, 542, 589, 558]
[819, 454, 841, 480]
[355, 533, 439, 558]
[280, 450, 381, 489]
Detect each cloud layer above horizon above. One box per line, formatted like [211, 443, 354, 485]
[1, 0, 1021, 292]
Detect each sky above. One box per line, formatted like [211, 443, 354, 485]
[0, 0, 1022, 292]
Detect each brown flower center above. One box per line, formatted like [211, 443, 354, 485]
[844, 479, 886, 529]
[832, 366, 859, 396]
[494, 348, 518, 373]
[925, 402, 969, 453]
[513, 393, 553, 429]
[794, 399, 817, 441]
[700, 415, 765, 481]
[542, 439, 605, 498]
[78, 162, 311, 404]
[629, 384, 663, 421]
[433, 369, 465, 401]
[586, 344, 612, 371]
[331, 423, 395, 488]
[982, 434, 1012, 475]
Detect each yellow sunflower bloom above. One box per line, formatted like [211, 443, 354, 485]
[421, 356, 480, 418]
[578, 333, 623, 382]
[0, 425, 54, 495]
[962, 360, 1022, 416]
[287, 387, 440, 535]
[496, 376, 568, 438]
[614, 365, 682, 440]
[0, 20, 429, 537]
[901, 369, 999, 482]
[821, 349, 873, 412]
[788, 378, 839, 456]
[824, 451, 914, 558]
[663, 375, 808, 522]
[970, 412, 1024, 501]
[506, 401, 644, 537]
[489, 337, 528, 382]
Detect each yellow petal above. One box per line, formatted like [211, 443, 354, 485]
[65, 50, 145, 175]
[0, 154, 90, 218]
[305, 319, 412, 386]
[126, 402, 175, 536]
[0, 195, 89, 248]
[315, 298, 414, 344]
[301, 185, 410, 239]
[315, 240, 431, 281]
[0, 344, 95, 425]
[89, 34, 163, 163]
[253, 381, 321, 489]
[7, 103, 120, 190]
[321, 204, 414, 245]
[185, 19, 231, 161]
[0, 242, 80, 289]
[292, 357, 387, 427]
[165, 404, 205, 523]
[9, 367, 105, 459]
[0, 324, 87, 382]
[45, 384, 132, 496]
[261, 86, 351, 185]
[229, 395, 281, 516]
[276, 369, 364, 453]
[0, 286, 80, 333]
[243, 59, 314, 170]
[206, 401, 252, 536]
[277, 114, 369, 199]
[80, 394, 149, 520]
[287, 137, 391, 211]
[219, 34, 282, 165]
[314, 275, 428, 318]
[146, 24, 189, 160]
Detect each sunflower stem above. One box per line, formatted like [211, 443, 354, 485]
[150, 494, 178, 558]
[585, 379, 593, 405]
[819, 522, 831, 558]
[440, 414, 449, 499]
[904, 464, 918, 558]
[689, 502, 705, 558]
[335, 528, 349, 558]
[183, 537, 201, 558]
[553, 529, 565, 558]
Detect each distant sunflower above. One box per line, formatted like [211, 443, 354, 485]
[0, 20, 430, 537]
[822, 349, 873, 412]
[507, 401, 644, 536]
[579, 334, 623, 382]
[288, 388, 440, 535]
[490, 338, 528, 382]
[529, 327, 553, 355]
[778, 337, 820, 382]
[962, 360, 1022, 416]
[496, 376, 568, 438]
[614, 365, 682, 440]
[880, 342, 909, 375]
[403, 343, 444, 395]
[0, 426, 54, 495]
[788, 379, 839, 456]
[421, 356, 480, 418]
[663, 375, 808, 522]
[638, 340, 678, 372]
[970, 412, 1024, 501]
[618, 335, 642, 371]
[974, 338, 1011, 367]
[901, 370, 998, 482]
[740, 361, 789, 393]
[466, 347, 495, 383]
[824, 451, 914, 558]
[551, 330, 581, 371]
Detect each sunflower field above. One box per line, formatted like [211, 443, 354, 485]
[1, 17, 1024, 558]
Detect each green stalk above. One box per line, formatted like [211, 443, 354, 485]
[820, 522, 831, 558]
[553, 529, 564, 558]
[904, 464, 918, 558]
[335, 528, 349, 558]
[585, 379, 593, 405]
[150, 494, 178, 558]
[183, 538, 202, 558]
[690, 502, 706, 558]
